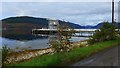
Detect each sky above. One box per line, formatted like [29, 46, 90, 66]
[0, 1, 120, 26]
[1, 0, 120, 2]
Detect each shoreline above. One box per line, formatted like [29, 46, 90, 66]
[4, 39, 88, 64]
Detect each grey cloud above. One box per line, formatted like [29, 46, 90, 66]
[1, 2, 119, 25]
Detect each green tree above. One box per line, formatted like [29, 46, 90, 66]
[2, 45, 10, 65]
[50, 24, 75, 52]
[88, 21, 116, 44]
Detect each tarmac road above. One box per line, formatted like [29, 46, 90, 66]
[72, 45, 119, 66]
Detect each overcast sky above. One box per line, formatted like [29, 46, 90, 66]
[1, 2, 119, 25]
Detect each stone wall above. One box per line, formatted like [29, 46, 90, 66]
[4, 47, 54, 64]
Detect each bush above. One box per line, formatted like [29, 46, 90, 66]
[88, 22, 117, 44]
[2, 45, 10, 65]
[49, 24, 75, 52]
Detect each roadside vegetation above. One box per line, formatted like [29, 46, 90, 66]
[2, 45, 11, 66]
[0, 48, 2, 67]
[49, 24, 75, 52]
[88, 21, 117, 44]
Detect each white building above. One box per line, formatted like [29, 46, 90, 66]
[48, 19, 59, 29]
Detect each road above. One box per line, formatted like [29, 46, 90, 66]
[72, 45, 119, 66]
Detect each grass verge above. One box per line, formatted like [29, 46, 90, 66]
[6, 38, 120, 66]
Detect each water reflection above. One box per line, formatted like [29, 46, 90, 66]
[2, 34, 48, 40]
[2, 37, 49, 50]
[1, 33, 88, 51]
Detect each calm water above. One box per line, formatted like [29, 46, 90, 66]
[1, 35, 88, 50]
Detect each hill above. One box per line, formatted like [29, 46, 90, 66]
[1, 16, 120, 40]
[2, 16, 120, 29]
[80, 22, 120, 29]
[1, 16, 81, 40]
[2, 16, 82, 29]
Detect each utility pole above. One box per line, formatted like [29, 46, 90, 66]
[112, 0, 115, 23]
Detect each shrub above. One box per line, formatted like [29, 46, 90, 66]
[88, 22, 117, 44]
[2, 45, 10, 65]
[49, 24, 75, 52]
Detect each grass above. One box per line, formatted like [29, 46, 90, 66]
[6, 38, 120, 66]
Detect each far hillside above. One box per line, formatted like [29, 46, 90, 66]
[1, 16, 82, 40]
[1, 16, 120, 40]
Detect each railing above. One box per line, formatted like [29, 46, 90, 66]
[32, 29, 97, 37]
[32, 28, 120, 37]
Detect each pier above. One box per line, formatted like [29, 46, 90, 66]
[32, 19, 120, 37]
[32, 29, 97, 37]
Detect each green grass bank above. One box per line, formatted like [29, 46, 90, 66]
[6, 38, 120, 66]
